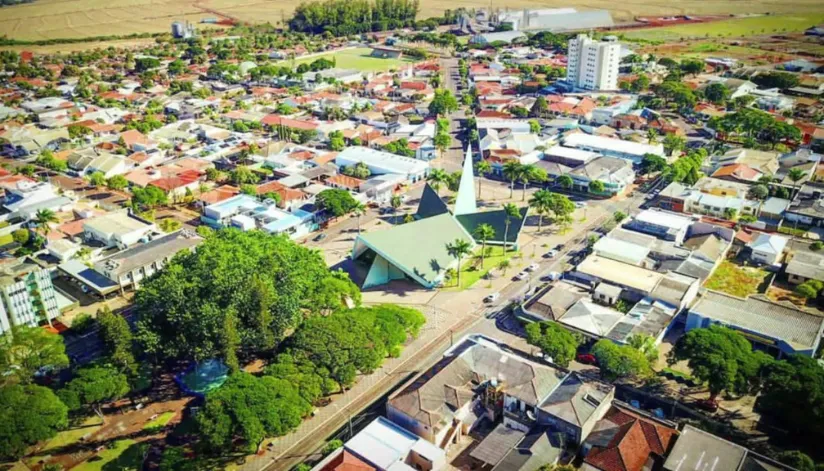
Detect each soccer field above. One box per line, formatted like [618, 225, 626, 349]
[278, 47, 417, 73]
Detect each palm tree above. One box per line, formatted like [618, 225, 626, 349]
[787, 168, 807, 198]
[473, 224, 496, 267]
[427, 169, 449, 196]
[475, 159, 492, 199]
[502, 161, 523, 200]
[352, 202, 366, 234]
[446, 239, 472, 287]
[390, 195, 402, 224]
[502, 203, 521, 253]
[34, 209, 57, 236]
[497, 259, 510, 275]
[529, 189, 553, 233]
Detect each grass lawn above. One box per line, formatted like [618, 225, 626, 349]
[42, 417, 102, 452]
[142, 411, 175, 433]
[704, 261, 769, 298]
[622, 14, 824, 42]
[24, 416, 102, 467]
[445, 246, 520, 290]
[277, 47, 416, 72]
[74, 439, 147, 471]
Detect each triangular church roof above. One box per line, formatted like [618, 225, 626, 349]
[416, 183, 450, 220]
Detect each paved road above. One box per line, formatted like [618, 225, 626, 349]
[439, 57, 466, 173]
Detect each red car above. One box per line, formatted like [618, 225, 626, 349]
[576, 353, 597, 365]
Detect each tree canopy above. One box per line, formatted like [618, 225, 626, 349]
[758, 354, 824, 440]
[0, 384, 68, 460]
[58, 364, 130, 419]
[525, 321, 580, 367]
[135, 230, 360, 366]
[0, 325, 68, 385]
[669, 326, 772, 400]
[316, 188, 359, 217]
[592, 339, 653, 381]
[196, 372, 312, 453]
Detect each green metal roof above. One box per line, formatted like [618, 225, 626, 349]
[357, 213, 474, 286]
[455, 206, 529, 244]
[415, 183, 450, 220]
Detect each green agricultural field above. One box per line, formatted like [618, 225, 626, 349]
[622, 14, 824, 42]
[277, 47, 417, 73]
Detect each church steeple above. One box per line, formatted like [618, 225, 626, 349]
[453, 145, 478, 216]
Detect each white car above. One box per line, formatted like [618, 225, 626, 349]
[484, 292, 500, 304]
[526, 263, 539, 272]
[514, 271, 529, 281]
[544, 249, 559, 259]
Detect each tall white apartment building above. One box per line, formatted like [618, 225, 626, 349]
[0, 267, 61, 336]
[566, 34, 621, 91]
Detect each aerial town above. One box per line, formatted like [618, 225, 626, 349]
[0, 2, 823, 471]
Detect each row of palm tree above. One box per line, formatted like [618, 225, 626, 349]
[502, 161, 548, 202]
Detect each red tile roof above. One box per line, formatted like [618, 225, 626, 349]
[327, 174, 364, 190]
[584, 406, 678, 471]
[320, 451, 375, 471]
[148, 169, 201, 192]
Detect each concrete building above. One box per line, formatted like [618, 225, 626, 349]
[0, 266, 61, 336]
[201, 194, 316, 239]
[311, 417, 446, 471]
[562, 133, 664, 164]
[336, 146, 429, 183]
[82, 211, 156, 249]
[387, 335, 613, 456]
[566, 34, 621, 91]
[687, 291, 824, 358]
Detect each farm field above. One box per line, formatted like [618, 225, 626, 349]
[621, 13, 824, 41]
[0, 38, 158, 54]
[277, 47, 416, 72]
[1, 0, 824, 42]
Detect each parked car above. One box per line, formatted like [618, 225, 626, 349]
[543, 249, 559, 259]
[576, 353, 597, 365]
[526, 263, 539, 272]
[484, 292, 500, 304]
[694, 398, 719, 413]
[541, 272, 561, 282]
[514, 271, 529, 281]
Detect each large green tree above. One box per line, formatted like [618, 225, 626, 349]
[196, 372, 311, 453]
[316, 189, 359, 218]
[135, 230, 360, 366]
[525, 321, 580, 367]
[758, 354, 824, 439]
[97, 307, 137, 378]
[592, 339, 653, 381]
[0, 383, 68, 460]
[668, 326, 772, 401]
[0, 325, 69, 385]
[59, 364, 130, 421]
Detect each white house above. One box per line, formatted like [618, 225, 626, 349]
[748, 232, 788, 267]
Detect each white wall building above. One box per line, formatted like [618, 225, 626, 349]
[566, 34, 621, 91]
